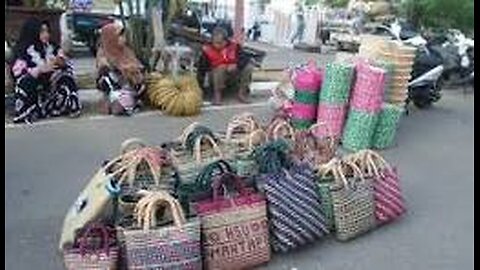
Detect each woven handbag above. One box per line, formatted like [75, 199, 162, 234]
[265, 118, 296, 143]
[292, 122, 337, 166]
[119, 191, 202, 269]
[59, 154, 133, 250]
[175, 159, 234, 215]
[315, 158, 344, 231]
[228, 129, 267, 178]
[169, 124, 225, 184]
[329, 160, 376, 241]
[63, 224, 119, 270]
[264, 163, 330, 252]
[194, 172, 270, 269]
[115, 138, 178, 215]
[345, 150, 406, 225]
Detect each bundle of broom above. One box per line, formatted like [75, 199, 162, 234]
[147, 73, 203, 116]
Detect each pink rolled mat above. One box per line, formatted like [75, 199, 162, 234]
[314, 103, 348, 139]
[291, 102, 318, 120]
[350, 62, 387, 113]
[292, 61, 323, 91]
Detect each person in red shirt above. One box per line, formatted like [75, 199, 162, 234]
[197, 27, 253, 105]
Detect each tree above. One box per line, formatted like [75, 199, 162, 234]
[400, 0, 474, 33]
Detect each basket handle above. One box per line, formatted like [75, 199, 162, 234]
[77, 224, 112, 257]
[226, 118, 259, 141]
[271, 120, 295, 141]
[245, 129, 267, 150]
[136, 191, 187, 230]
[178, 122, 201, 145]
[120, 138, 147, 154]
[211, 173, 248, 200]
[194, 133, 223, 163]
[194, 159, 233, 187]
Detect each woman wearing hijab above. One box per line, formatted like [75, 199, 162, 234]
[11, 18, 81, 124]
[96, 23, 145, 115]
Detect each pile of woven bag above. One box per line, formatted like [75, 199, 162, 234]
[272, 42, 411, 152]
[58, 112, 406, 269]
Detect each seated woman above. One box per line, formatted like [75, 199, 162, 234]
[197, 27, 254, 105]
[11, 18, 81, 124]
[96, 23, 145, 115]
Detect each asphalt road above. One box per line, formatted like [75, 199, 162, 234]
[5, 91, 473, 270]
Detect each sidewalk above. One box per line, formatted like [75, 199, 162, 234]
[70, 42, 335, 110]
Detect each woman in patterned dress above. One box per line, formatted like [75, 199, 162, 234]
[96, 23, 145, 116]
[11, 18, 81, 124]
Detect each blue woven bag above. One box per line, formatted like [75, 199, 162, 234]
[265, 164, 330, 252]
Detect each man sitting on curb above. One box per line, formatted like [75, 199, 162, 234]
[197, 27, 253, 105]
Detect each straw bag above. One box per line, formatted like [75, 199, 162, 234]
[345, 150, 406, 225]
[292, 122, 336, 166]
[63, 224, 119, 270]
[147, 73, 203, 116]
[328, 160, 376, 241]
[119, 191, 202, 269]
[265, 118, 296, 143]
[168, 123, 225, 184]
[115, 138, 178, 215]
[264, 163, 330, 252]
[315, 158, 342, 231]
[59, 154, 135, 250]
[194, 172, 270, 269]
[175, 159, 234, 215]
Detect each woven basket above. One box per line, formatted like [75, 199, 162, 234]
[168, 123, 225, 184]
[372, 103, 404, 149]
[63, 224, 119, 270]
[113, 138, 178, 216]
[118, 191, 202, 269]
[329, 160, 376, 241]
[264, 163, 330, 252]
[266, 117, 296, 142]
[59, 154, 134, 250]
[293, 122, 337, 166]
[342, 109, 379, 151]
[175, 159, 234, 215]
[194, 172, 270, 269]
[319, 63, 354, 104]
[349, 62, 387, 113]
[344, 150, 406, 225]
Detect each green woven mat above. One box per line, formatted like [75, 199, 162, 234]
[342, 110, 379, 151]
[372, 103, 404, 149]
[294, 90, 319, 105]
[291, 118, 315, 130]
[319, 63, 354, 104]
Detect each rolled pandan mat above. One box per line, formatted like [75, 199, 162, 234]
[292, 61, 323, 91]
[291, 118, 316, 130]
[319, 62, 354, 104]
[342, 109, 379, 151]
[315, 103, 348, 139]
[372, 103, 404, 149]
[291, 101, 318, 121]
[350, 62, 387, 113]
